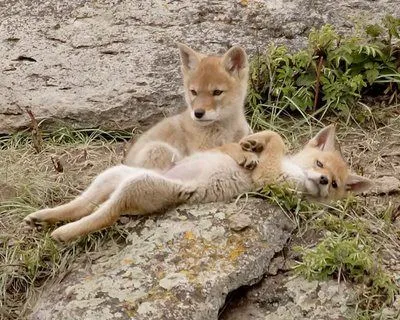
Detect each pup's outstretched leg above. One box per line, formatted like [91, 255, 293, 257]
[51, 172, 195, 242]
[23, 165, 139, 227]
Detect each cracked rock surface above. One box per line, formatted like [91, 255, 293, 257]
[1, 0, 399, 133]
[221, 274, 356, 320]
[29, 199, 294, 320]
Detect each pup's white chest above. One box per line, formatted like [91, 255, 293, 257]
[164, 152, 237, 182]
[281, 158, 306, 182]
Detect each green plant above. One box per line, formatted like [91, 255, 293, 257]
[257, 179, 399, 315]
[293, 197, 400, 312]
[294, 231, 397, 309]
[248, 16, 400, 123]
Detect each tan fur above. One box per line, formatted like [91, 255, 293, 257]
[23, 127, 372, 242]
[281, 125, 373, 200]
[239, 131, 287, 187]
[124, 43, 251, 171]
[23, 131, 280, 242]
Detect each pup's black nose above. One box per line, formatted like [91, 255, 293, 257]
[319, 175, 329, 185]
[194, 109, 205, 119]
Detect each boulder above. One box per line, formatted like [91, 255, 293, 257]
[221, 274, 356, 320]
[1, 0, 399, 133]
[29, 199, 294, 320]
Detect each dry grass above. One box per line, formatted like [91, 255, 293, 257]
[0, 128, 133, 319]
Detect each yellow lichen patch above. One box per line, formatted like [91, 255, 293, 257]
[180, 269, 199, 283]
[143, 285, 179, 305]
[228, 243, 245, 261]
[121, 300, 138, 317]
[224, 229, 263, 265]
[156, 271, 165, 280]
[121, 258, 135, 265]
[184, 231, 196, 241]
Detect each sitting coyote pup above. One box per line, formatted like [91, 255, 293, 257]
[24, 125, 372, 242]
[124, 43, 252, 170]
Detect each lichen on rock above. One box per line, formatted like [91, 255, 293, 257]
[29, 199, 294, 320]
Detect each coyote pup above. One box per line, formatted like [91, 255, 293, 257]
[124, 43, 251, 170]
[24, 125, 372, 242]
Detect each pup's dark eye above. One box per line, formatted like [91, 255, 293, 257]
[332, 180, 338, 188]
[213, 90, 223, 96]
[190, 90, 197, 96]
[316, 160, 323, 168]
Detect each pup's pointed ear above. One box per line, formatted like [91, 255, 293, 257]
[345, 174, 373, 194]
[307, 124, 337, 151]
[177, 43, 201, 72]
[222, 46, 248, 77]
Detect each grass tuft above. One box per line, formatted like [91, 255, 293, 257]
[0, 127, 132, 319]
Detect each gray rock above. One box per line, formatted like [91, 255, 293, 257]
[29, 199, 294, 320]
[266, 277, 355, 320]
[221, 274, 356, 320]
[229, 212, 252, 231]
[159, 272, 188, 291]
[267, 255, 285, 275]
[1, 0, 399, 133]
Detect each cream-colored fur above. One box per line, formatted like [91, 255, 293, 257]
[24, 127, 372, 242]
[124, 43, 251, 171]
[23, 131, 276, 242]
[280, 125, 373, 200]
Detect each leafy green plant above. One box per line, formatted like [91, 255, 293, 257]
[293, 198, 399, 312]
[294, 231, 398, 309]
[258, 182, 399, 314]
[248, 15, 400, 122]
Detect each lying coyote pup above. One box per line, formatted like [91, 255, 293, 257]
[24, 125, 372, 242]
[124, 43, 251, 170]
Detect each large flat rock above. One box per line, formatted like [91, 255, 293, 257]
[29, 199, 294, 320]
[1, 0, 399, 133]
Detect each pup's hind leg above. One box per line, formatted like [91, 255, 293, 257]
[51, 172, 194, 242]
[213, 143, 259, 169]
[124, 141, 182, 171]
[24, 165, 137, 226]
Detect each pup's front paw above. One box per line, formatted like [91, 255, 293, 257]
[238, 152, 259, 170]
[23, 209, 50, 229]
[240, 138, 264, 153]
